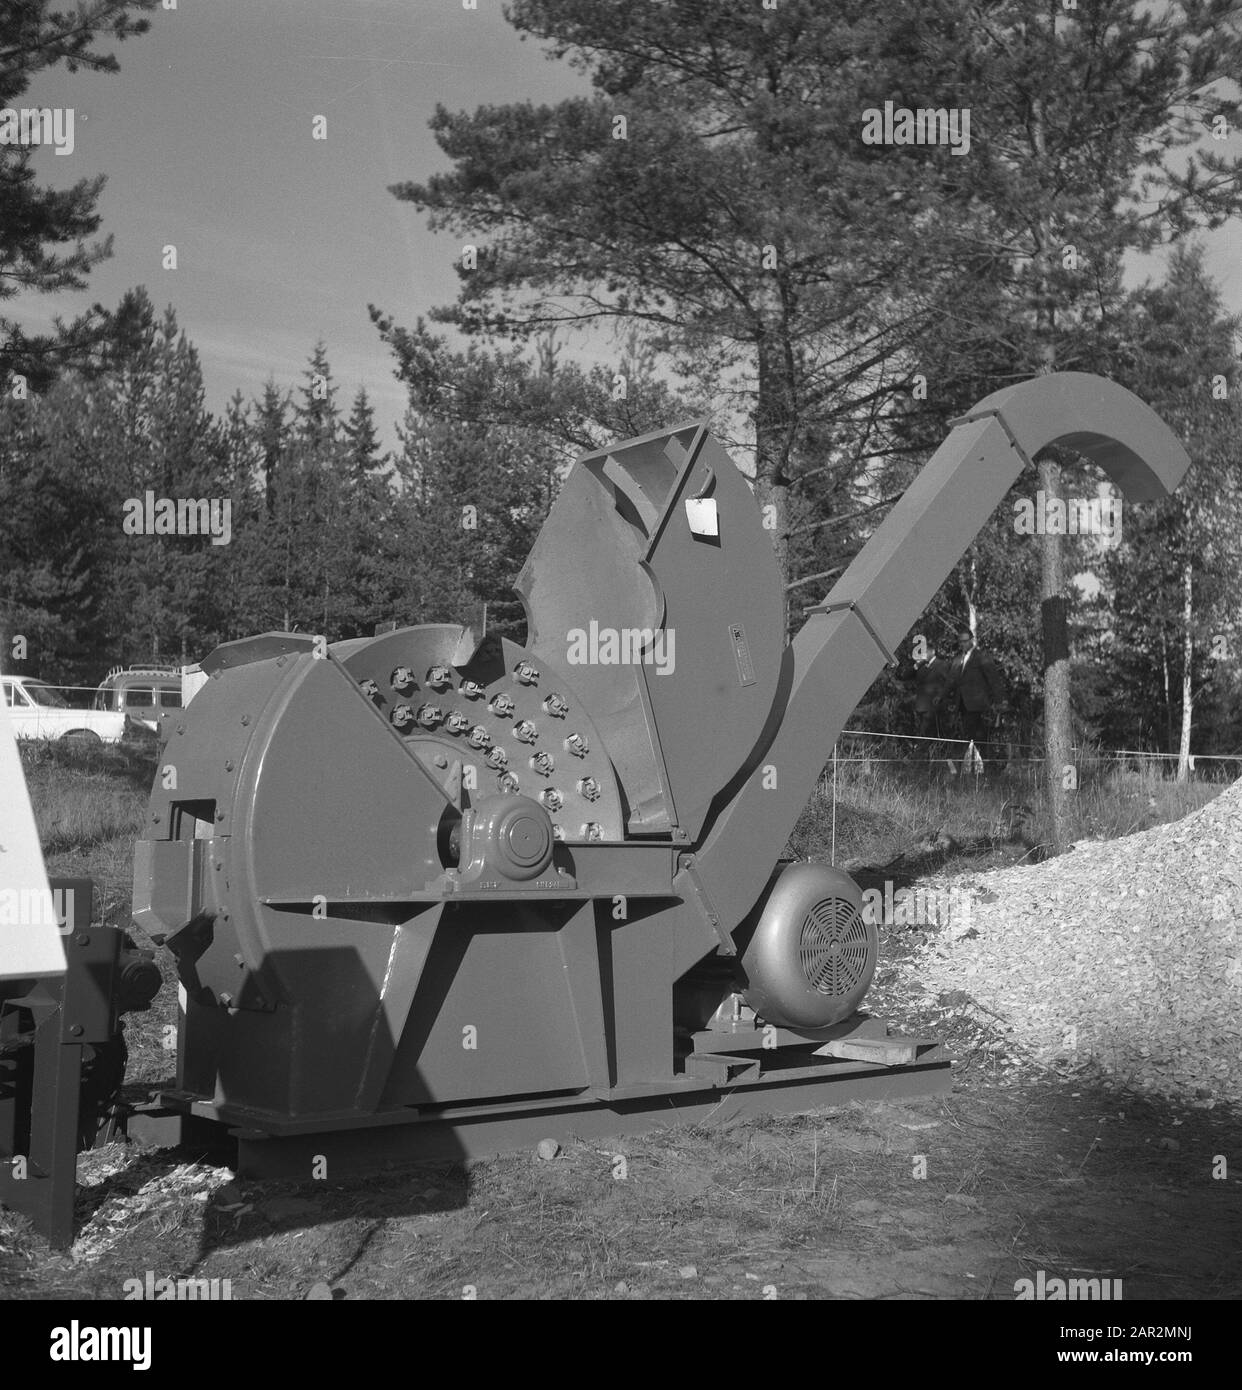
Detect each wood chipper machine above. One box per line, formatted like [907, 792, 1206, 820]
[120, 372, 1189, 1179]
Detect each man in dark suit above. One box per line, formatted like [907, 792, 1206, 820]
[908, 643, 952, 762]
[946, 628, 1007, 770]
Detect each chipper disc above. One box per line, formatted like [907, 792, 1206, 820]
[133, 625, 625, 1120]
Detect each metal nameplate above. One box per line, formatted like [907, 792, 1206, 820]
[729, 623, 756, 686]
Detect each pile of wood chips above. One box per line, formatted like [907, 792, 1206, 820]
[911, 777, 1242, 1106]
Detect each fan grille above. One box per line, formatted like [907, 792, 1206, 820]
[798, 897, 871, 996]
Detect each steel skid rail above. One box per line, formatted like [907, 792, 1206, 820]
[118, 373, 1188, 1183]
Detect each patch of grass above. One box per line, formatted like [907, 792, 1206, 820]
[789, 752, 1225, 871]
[21, 740, 155, 855]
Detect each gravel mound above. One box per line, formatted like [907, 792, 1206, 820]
[911, 778, 1242, 1106]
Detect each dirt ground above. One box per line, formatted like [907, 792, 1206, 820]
[1, 1066, 1237, 1301]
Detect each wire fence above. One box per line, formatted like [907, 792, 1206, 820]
[824, 726, 1242, 778]
[4, 682, 112, 699]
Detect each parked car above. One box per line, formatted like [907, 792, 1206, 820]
[93, 666, 183, 733]
[1, 676, 128, 746]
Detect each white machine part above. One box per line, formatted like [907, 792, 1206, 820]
[0, 699, 65, 978]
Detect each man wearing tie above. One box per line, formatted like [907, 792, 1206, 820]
[947, 627, 1007, 771]
[904, 642, 953, 763]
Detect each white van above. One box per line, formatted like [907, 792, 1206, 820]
[93, 666, 183, 733]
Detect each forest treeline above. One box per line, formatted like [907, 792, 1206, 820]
[3, 0, 1242, 773]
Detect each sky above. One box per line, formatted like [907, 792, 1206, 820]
[8, 0, 1242, 457]
[8, 0, 589, 449]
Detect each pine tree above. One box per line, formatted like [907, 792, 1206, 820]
[0, 1, 157, 389]
[0, 384, 111, 683]
[344, 387, 385, 482]
[386, 1, 981, 617]
[90, 292, 231, 666]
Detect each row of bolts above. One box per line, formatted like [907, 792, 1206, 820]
[357, 663, 601, 808]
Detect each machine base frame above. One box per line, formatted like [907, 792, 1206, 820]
[127, 1027, 952, 1181]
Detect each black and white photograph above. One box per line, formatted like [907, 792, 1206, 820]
[1, 0, 1239, 1338]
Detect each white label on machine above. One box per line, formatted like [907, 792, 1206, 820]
[0, 700, 66, 978]
[685, 496, 719, 537]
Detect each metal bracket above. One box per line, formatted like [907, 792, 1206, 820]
[675, 855, 736, 956]
[808, 598, 898, 668]
[947, 404, 1035, 470]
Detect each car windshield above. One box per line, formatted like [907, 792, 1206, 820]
[25, 682, 68, 707]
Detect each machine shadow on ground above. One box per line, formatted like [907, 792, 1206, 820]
[25, 1072, 1226, 1299]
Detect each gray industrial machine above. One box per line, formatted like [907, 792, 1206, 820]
[108, 372, 1187, 1177]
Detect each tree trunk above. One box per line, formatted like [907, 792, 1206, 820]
[1040, 456, 1073, 850]
[1176, 559, 1193, 782]
[963, 553, 979, 639]
[1029, 86, 1074, 854]
[1160, 631, 1172, 752]
[754, 322, 793, 634]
